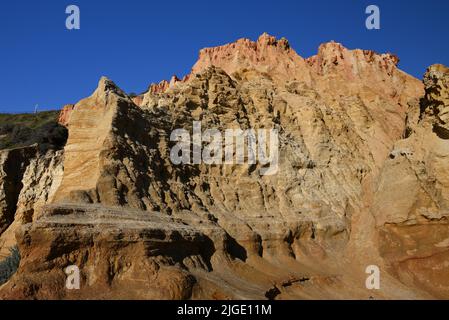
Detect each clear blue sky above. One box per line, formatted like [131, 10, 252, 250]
[1, 0, 448, 113]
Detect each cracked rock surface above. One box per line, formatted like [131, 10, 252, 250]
[0, 34, 448, 299]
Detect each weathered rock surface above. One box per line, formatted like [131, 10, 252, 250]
[0, 204, 224, 299]
[0, 146, 37, 236]
[421, 64, 449, 138]
[0, 147, 63, 258]
[58, 104, 75, 127]
[373, 64, 449, 299]
[0, 34, 447, 299]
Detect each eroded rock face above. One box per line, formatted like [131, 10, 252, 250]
[191, 33, 311, 85]
[421, 64, 449, 138]
[0, 204, 222, 299]
[373, 64, 449, 298]
[0, 146, 37, 235]
[58, 104, 75, 127]
[0, 34, 448, 299]
[0, 114, 67, 259]
[0, 148, 63, 258]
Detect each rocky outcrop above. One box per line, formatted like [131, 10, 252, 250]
[0, 34, 447, 299]
[373, 64, 449, 298]
[0, 204, 223, 299]
[148, 79, 170, 94]
[420, 64, 449, 138]
[191, 33, 311, 85]
[0, 113, 67, 259]
[58, 104, 75, 127]
[145, 75, 190, 96]
[0, 146, 37, 235]
[0, 148, 63, 258]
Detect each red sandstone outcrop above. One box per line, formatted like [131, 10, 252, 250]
[58, 104, 75, 126]
[148, 79, 170, 94]
[191, 32, 311, 84]
[144, 75, 190, 97]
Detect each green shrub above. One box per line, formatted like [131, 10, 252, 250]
[0, 111, 68, 151]
[0, 246, 20, 285]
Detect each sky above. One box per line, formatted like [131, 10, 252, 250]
[0, 0, 448, 113]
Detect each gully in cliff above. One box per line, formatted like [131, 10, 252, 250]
[170, 121, 279, 175]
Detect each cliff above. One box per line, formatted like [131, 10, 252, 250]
[0, 34, 447, 299]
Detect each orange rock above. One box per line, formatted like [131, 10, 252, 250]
[1, 34, 448, 300]
[58, 104, 75, 126]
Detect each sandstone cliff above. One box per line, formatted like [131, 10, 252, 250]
[0, 34, 447, 300]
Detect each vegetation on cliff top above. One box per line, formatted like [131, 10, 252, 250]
[0, 111, 67, 151]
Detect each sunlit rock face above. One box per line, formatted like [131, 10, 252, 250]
[0, 34, 447, 300]
[374, 64, 449, 299]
